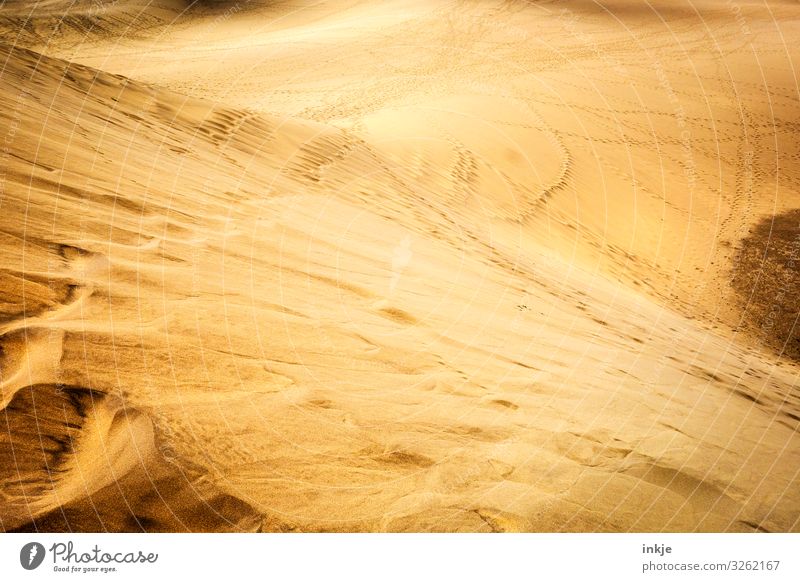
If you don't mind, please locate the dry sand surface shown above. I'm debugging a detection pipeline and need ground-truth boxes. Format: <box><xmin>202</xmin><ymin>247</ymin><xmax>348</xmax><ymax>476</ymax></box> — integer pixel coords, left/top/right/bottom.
<box><xmin>1</xmin><ymin>0</ymin><xmax>799</xmax><ymax>532</ymax></box>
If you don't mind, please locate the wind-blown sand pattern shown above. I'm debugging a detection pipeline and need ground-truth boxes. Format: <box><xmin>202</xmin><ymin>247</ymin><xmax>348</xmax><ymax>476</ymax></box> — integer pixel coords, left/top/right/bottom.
<box><xmin>0</xmin><ymin>0</ymin><xmax>799</xmax><ymax>532</ymax></box>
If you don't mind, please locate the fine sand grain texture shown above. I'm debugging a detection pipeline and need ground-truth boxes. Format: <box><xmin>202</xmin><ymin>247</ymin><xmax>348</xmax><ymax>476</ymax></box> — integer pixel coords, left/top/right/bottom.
<box><xmin>0</xmin><ymin>0</ymin><xmax>799</xmax><ymax>532</ymax></box>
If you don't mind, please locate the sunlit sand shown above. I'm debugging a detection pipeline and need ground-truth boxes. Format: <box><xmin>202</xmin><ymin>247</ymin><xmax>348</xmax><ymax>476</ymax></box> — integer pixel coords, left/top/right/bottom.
<box><xmin>1</xmin><ymin>0</ymin><xmax>798</xmax><ymax>532</ymax></box>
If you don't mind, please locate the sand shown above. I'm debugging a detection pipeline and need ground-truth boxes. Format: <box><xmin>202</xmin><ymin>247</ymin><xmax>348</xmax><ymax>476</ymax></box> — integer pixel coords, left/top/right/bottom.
<box><xmin>0</xmin><ymin>0</ymin><xmax>798</xmax><ymax>532</ymax></box>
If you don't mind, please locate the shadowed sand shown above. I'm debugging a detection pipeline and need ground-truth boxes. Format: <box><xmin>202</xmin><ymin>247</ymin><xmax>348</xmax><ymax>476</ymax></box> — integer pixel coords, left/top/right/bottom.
<box><xmin>0</xmin><ymin>0</ymin><xmax>799</xmax><ymax>532</ymax></box>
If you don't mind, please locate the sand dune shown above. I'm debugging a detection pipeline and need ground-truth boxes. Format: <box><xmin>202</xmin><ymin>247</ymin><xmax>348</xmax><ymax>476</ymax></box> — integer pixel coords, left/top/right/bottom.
<box><xmin>1</xmin><ymin>0</ymin><xmax>799</xmax><ymax>532</ymax></box>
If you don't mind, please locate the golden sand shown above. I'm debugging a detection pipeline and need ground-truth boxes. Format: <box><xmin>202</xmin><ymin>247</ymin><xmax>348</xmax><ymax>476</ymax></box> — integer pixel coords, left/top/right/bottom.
<box><xmin>0</xmin><ymin>0</ymin><xmax>798</xmax><ymax>532</ymax></box>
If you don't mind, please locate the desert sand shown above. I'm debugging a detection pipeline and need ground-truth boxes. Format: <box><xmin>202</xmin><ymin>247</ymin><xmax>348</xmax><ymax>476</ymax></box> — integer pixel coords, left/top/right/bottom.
<box><xmin>0</xmin><ymin>0</ymin><xmax>799</xmax><ymax>532</ymax></box>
